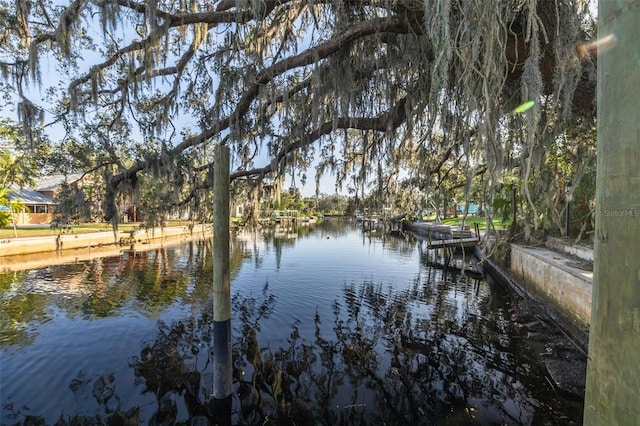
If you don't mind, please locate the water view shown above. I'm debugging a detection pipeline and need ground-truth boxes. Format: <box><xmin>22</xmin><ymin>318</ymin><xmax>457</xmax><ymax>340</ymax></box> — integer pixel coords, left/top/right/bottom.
<box><xmin>0</xmin><ymin>219</ymin><xmax>582</xmax><ymax>425</ymax></box>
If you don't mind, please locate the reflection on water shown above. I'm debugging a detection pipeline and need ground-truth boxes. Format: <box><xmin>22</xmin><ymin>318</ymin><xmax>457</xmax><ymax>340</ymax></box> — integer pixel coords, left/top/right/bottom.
<box><xmin>0</xmin><ymin>219</ymin><xmax>582</xmax><ymax>424</ymax></box>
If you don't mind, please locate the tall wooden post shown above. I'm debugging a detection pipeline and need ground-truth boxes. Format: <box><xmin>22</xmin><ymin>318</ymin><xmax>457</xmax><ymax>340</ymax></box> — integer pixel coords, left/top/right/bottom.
<box><xmin>213</xmin><ymin>145</ymin><xmax>232</xmax><ymax>414</ymax></box>
<box><xmin>584</xmin><ymin>2</ymin><xmax>640</xmax><ymax>423</ymax></box>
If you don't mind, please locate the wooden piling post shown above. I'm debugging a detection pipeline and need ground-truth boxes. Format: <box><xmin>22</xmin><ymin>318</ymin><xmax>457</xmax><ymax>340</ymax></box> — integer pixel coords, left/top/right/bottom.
<box><xmin>213</xmin><ymin>145</ymin><xmax>232</xmax><ymax>412</ymax></box>
<box><xmin>584</xmin><ymin>2</ymin><xmax>640</xmax><ymax>423</ymax></box>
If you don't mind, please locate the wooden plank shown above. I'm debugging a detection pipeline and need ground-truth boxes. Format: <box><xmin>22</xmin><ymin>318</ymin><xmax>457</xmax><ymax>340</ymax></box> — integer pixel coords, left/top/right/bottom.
<box><xmin>450</xmin><ymin>230</ymin><xmax>474</xmax><ymax>238</ymax></box>
<box><xmin>426</xmin><ymin>237</ymin><xmax>480</xmax><ymax>249</ymax></box>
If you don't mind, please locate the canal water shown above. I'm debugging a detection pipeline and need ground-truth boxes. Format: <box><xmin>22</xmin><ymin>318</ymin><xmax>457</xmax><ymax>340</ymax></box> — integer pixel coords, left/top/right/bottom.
<box><xmin>0</xmin><ymin>219</ymin><xmax>582</xmax><ymax>425</ymax></box>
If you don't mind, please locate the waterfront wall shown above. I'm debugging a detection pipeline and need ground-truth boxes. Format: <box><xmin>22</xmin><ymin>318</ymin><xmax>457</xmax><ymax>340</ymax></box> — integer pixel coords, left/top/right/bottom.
<box><xmin>0</xmin><ymin>224</ymin><xmax>212</xmax><ymax>271</ymax></box>
<box><xmin>510</xmin><ymin>244</ymin><xmax>593</xmax><ymax>325</ymax></box>
<box><xmin>545</xmin><ymin>237</ymin><xmax>594</xmax><ymax>262</ymax></box>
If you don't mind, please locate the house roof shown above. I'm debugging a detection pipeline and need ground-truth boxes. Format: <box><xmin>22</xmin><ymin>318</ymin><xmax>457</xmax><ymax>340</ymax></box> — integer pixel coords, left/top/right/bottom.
<box><xmin>8</xmin><ymin>186</ymin><xmax>57</xmax><ymax>205</ymax></box>
<box><xmin>34</xmin><ymin>174</ymin><xmax>84</xmax><ymax>192</ymax></box>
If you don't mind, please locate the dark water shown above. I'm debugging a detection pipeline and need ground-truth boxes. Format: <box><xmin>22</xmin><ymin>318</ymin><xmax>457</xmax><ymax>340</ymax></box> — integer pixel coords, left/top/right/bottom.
<box><xmin>0</xmin><ymin>219</ymin><xmax>582</xmax><ymax>425</ymax></box>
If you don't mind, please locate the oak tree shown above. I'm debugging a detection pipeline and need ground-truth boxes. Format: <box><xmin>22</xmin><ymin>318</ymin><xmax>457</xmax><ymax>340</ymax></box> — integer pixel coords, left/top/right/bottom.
<box><xmin>1</xmin><ymin>0</ymin><xmax>597</xmax><ymax>234</ymax></box>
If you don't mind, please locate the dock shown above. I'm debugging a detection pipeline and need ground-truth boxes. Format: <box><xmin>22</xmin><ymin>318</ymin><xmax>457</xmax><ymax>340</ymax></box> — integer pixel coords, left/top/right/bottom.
<box><xmin>358</xmin><ymin>213</ymin><xmax>406</xmax><ymax>233</ymax></box>
<box><xmin>407</xmin><ymin>221</ymin><xmax>481</xmax><ymax>249</ymax></box>
<box><xmin>426</xmin><ymin>236</ymin><xmax>481</xmax><ymax>249</ymax></box>
<box><xmin>272</xmin><ymin>209</ymin><xmax>298</xmax><ymax>224</ymax></box>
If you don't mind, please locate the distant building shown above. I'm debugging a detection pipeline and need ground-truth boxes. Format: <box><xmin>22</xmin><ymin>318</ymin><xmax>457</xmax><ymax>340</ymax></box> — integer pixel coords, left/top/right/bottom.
<box><xmin>7</xmin><ymin>174</ymin><xmax>84</xmax><ymax>225</ymax></box>
<box><xmin>7</xmin><ymin>185</ymin><xmax>58</xmax><ymax>224</ymax></box>
<box><xmin>456</xmin><ymin>203</ymin><xmax>480</xmax><ymax>215</ymax></box>
<box><xmin>33</xmin><ymin>174</ymin><xmax>84</xmax><ymax>199</ymax></box>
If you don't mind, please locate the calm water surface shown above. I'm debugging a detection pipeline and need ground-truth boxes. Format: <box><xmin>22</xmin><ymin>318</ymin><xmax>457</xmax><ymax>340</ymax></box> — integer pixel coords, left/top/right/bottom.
<box><xmin>0</xmin><ymin>219</ymin><xmax>582</xmax><ymax>425</ymax></box>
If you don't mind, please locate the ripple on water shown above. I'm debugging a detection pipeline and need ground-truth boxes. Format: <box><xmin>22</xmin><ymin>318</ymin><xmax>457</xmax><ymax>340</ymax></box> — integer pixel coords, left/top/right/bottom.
<box><xmin>0</xmin><ymin>221</ymin><xmax>583</xmax><ymax>424</ymax></box>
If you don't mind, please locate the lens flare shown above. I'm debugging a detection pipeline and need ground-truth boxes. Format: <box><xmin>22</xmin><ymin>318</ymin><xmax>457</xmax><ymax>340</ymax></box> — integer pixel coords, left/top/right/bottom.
<box><xmin>513</xmin><ymin>100</ymin><xmax>535</xmax><ymax>114</ymax></box>
<box><xmin>576</xmin><ymin>34</ymin><xmax>618</xmax><ymax>58</ymax></box>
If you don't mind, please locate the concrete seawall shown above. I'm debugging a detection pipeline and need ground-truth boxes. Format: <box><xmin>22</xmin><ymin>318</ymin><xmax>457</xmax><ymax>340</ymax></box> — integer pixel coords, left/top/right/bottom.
<box><xmin>0</xmin><ymin>224</ymin><xmax>212</xmax><ymax>272</ymax></box>
<box><xmin>510</xmin><ymin>244</ymin><xmax>593</xmax><ymax>325</ymax></box>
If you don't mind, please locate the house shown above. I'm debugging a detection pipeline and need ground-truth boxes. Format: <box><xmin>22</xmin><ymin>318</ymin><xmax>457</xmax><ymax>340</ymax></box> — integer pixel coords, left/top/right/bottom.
<box><xmin>33</xmin><ymin>174</ymin><xmax>84</xmax><ymax>200</ymax></box>
<box><xmin>7</xmin><ymin>174</ymin><xmax>84</xmax><ymax>225</ymax></box>
<box><xmin>7</xmin><ymin>185</ymin><xmax>58</xmax><ymax>225</ymax></box>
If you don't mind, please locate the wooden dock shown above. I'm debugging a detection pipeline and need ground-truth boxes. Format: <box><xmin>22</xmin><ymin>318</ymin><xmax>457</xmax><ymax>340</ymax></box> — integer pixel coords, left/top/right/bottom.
<box><xmin>272</xmin><ymin>209</ymin><xmax>298</xmax><ymax>224</ymax></box>
<box><xmin>407</xmin><ymin>221</ymin><xmax>481</xmax><ymax>249</ymax></box>
<box><xmin>426</xmin><ymin>236</ymin><xmax>481</xmax><ymax>249</ymax></box>
<box><xmin>359</xmin><ymin>213</ymin><xmax>407</xmax><ymax>233</ymax></box>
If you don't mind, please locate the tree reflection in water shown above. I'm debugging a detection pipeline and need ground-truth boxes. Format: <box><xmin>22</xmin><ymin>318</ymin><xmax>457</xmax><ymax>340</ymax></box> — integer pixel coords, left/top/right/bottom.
<box><xmin>129</xmin><ymin>315</ymin><xmax>216</xmax><ymax>423</ymax></box>
<box><xmin>1</xmin><ymin>232</ymin><xmax>580</xmax><ymax>424</ymax></box>
<box><xmin>122</xmin><ymin>275</ymin><xmax>568</xmax><ymax>424</ymax></box>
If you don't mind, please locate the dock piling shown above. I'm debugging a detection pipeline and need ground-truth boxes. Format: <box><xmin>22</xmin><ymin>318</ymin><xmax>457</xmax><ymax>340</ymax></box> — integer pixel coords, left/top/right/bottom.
<box><xmin>213</xmin><ymin>145</ymin><xmax>232</xmax><ymax>417</ymax></box>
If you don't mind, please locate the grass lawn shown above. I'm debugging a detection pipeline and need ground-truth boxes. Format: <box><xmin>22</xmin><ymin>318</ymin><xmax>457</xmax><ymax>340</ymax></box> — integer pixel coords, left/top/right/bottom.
<box><xmin>439</xmin><ymin>215</ymin><xmax>510</xmax><ymax>231</ymax></box>
<box><xmin>0</xmin><ymin>221</ymin><xmax>197</xmax><ymax>239</ymax></box>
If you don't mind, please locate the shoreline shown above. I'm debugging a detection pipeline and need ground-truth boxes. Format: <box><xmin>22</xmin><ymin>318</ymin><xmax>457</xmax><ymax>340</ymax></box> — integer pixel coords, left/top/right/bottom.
<box><xmin>0</xmin><ymin>224</ymin><xmax>212</xmax><ymax>272</ymax></box>
<box><xmin>475</xmin><ymin>245</ymin><xmax>589</xmax><ymax>398</ymax></box>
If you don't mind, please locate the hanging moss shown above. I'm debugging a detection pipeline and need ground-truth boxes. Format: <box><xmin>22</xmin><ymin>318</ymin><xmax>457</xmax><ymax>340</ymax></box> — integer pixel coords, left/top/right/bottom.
<box><xmin>2</xmin><ymin>0</ymin><xmax>596</xmax><ymax>232</ymax></box>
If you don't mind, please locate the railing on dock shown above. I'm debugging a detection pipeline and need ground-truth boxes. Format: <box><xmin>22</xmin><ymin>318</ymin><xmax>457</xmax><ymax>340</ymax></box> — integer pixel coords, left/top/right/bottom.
<box><xmin>272</xmin><ymin>209</ymin><xmax>298</xmax><ymax>224</ymax></box>
<box><xmin>408</xmin><ymin>221</ymin><xmax>481</xmax><ymax>249</ymax></box>
<box><xmin>360</xmin><ymin>214</ymin><xmax>405</xmax><ymax>233</ymax></box>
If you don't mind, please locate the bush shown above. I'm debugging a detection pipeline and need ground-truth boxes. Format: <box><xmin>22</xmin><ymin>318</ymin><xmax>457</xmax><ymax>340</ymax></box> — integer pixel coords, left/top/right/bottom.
<box><xmin>0</xmin><ymin>211</ymin><xmax>9</xmax><ymax>228</ymax></box>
